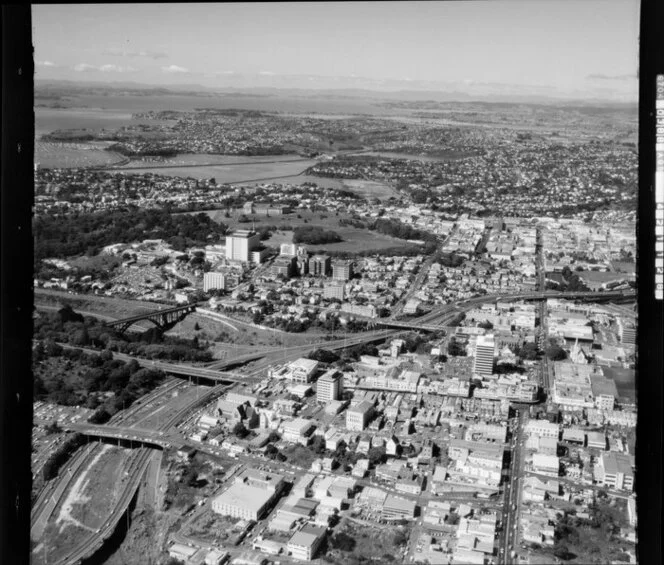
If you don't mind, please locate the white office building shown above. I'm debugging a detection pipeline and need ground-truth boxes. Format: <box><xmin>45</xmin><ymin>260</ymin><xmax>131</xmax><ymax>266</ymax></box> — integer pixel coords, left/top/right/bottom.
<box><xmin>474</xmin><ymin>334</ymin><xmax>495</xmax><ymax>376</ymax></box>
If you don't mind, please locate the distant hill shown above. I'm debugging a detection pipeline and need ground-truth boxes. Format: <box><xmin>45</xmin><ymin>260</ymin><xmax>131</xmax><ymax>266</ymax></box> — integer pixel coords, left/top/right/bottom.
<box><xmin>35</xmin><ymin>79</ymin><xmax>638</xmax><ymax>109</ymax></box>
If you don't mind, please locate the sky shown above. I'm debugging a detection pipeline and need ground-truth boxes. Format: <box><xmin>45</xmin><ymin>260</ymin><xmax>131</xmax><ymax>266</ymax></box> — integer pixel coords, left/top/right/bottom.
<box><xmin>33</xmin><ymin>1</ymin><xmax>640</xmax><ymax>100</ymax></box>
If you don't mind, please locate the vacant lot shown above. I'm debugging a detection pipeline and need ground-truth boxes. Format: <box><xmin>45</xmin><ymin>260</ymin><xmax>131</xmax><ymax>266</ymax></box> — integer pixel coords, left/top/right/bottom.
<box><xmin>325</xmin><ymin>518</ymin><xmax>409</xmax><ymax>564</ymax></box>
<box><xmin>69</xmin><ymin>446</ymin><xmax>132</xmax><ymax>529</ymax></box>
<box><xmin>601</xmin><ymin>366</ymin><xmax>636</xmax><ymax>403</ymax></box>
<box><xmin>182</xmin><ymin>511</ymin><xmax>243</xmax><ymax>545</ymax></box>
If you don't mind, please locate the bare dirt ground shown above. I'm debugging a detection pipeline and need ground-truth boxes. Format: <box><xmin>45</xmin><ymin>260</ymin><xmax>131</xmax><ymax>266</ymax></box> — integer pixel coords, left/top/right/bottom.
<box><xmin>56</xmin><ymin>445</ymin><xmax>112</xmax><ymax>533</ymax></box>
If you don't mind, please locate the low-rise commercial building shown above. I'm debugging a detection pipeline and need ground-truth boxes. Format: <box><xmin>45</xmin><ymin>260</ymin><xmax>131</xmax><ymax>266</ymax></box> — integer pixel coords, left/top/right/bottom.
<box><xmin>212</xmin><ymin>470</ymin><xmax>286</xmax><ymax>520</ymax></box>
<box><xmin>346</xmin><ymin>400</ymin><xmax>374</xmax><ymax>431</ymax></box>
<box><xmin>596</xmin><ymin>452</ymin><xmax>635</xmax><ymax>491</ymax></box>
<box><xmin>381</xmin><ymin>495</ymin><xmax>417</xmax><ymax>520</ymax></box>
<box><xmin>287</xmin><ymin>524</ymin><xmax>327</xmax><ymax>561</ymax></box>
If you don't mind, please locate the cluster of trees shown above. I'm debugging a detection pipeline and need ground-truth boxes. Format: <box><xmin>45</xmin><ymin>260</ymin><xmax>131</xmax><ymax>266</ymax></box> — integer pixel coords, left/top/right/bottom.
<box><xmin>438</xmin><ymin>252</ymin><xmax>465</xmax><ymax>268</ymax></box>
<box><xmin>293</xmin><ymin>225</ymin><xmax>343</xmax><ymax>245</ymax></box>
<box><xmin>308</xmin><ymin>349</ymin><xmax>341</xmax><ymax>364</ymax></box>
<box><xmin>34</xmin><ymin>340</ymin><xmax>165</xmax><ymax>418</ymax></box>
<box><xmin>545</xmin><ymin>340</ymin><xmax>568</xmax><ymax>361</ymax></box>
<box><xmin>512</xmin><ymin>342</ymin><xmax>539</xmax><ymax>361</ymax></box>
<box><xmin>560</xmin><ymin>266</ymin><xmax>589</xmax><ymax>292</ymax></box>
<box><xmin>328</xmin><ymin>532</ymin><xmax>356</xmax><ymax>552</ymax></box>
<box><xmin>338</xmin><ymin>217</ymin><xmax>368</xmax><ymax>229</ymax></box>
<box><xmin>42</xmin><ymin>433</ymin><xmax>86</xmax><ymax>481</ymax></box>
<box><xmin>369</xmin><ymin>218</ymin><xmax>437</xmax><ymax>244</ymax></box>
<box><xmin>318</xmin><ymin>244</ymin><xmax>432</xmax><ymax>260</ymax></box>
<box><xmin>107</xmin><ymin>143</ymin><xmax>179</xmax><ymax>157</ymax></box>
<box><xmin>33</xmin><ymin>306</ymin><xmax>212</xmax><ymax>363</ymax></box>
<box><xmin>447</xmin><ymin>339</ymin><xmax>467</xmax><ymax>356</ymax></box>
<box><xmin>259</xmin><ymin>313</ymin><xmax>371</xmax><ymax>335</ymax></box>
<box><xmin>34</xmin><ymin>208</ymin><xmax>228</xmax><ymax>260</ymax></box>
<box><xmin>552</xmin><ymin>500</ymin><xmax>630</xmax><ymax>562</ymax></box>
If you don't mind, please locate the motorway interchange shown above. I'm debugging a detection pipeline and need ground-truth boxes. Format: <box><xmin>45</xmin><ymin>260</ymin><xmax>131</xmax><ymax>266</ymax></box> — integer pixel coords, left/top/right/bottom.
<box><xmin>31</xmin><ymin>289</ymin><xmax>634</xmax><ymax>564</ymax></box>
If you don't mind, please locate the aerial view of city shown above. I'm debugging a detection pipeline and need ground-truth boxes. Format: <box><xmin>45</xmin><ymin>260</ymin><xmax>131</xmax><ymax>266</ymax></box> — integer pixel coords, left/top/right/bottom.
<box><xmin>30</xmin><ymin>2</ymin><xmax>640</xmax><ymax>565</ymax></box>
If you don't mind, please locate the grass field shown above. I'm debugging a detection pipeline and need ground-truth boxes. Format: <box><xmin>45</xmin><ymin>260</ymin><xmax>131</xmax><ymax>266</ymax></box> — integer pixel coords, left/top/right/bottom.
<box><xmin>36</xmin><ymin>141</ymin><xmax>126</xmax><ymax>168</ymax></box>
<box><xmin>202</xmin><ymin>208</ymin><xmax>413</xmax><ymax>254</ymax></box>
<box><xmin>118</xmin><ymin>153</ymin><xmax>309</xmax><ymax>167</ymax></box>
<box><xmin>112</xmin><ymin>158</ymin><xmax>318</xmax><ymax>183</ymax></box>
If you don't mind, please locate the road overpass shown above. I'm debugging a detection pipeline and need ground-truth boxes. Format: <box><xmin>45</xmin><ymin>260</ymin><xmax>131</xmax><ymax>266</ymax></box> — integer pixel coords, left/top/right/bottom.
<box><xmin>413</xmin><ymin>289</ymin><xmax>636</xmax><ymax>327</ymax></box>
<box><xmin>44</xmin><ymin>422</ymin><xmax>181</xmax><ymax>450</ymax></box>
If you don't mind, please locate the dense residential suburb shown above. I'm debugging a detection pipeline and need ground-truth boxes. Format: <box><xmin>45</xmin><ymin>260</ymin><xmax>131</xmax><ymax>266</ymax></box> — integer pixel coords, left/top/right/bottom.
<box><xmin>32</xmin><ymin>82</ymin><xmax>637</xmax><ymax>565</ymax></box>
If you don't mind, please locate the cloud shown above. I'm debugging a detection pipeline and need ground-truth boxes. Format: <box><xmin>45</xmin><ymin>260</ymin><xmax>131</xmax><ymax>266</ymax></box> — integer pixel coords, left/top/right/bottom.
<box><xmin>99</xmin><ymin>64</ymin><xmax>137</xmax><ymax>73</ymax></box>
<box><xmin>587</xmin><ymin>73</ymin><xmax>636</xmax><ymax>81</ymax></box>
<box><xmin>258</xmin><ymin>70</ymin><xmax>276</xmax><ymax>76</ymax></box>
<box><xmin>72</xmin><ymin>63</ymin><xmax>137</xmax><ymax>73</ymax></box>
<box><xmin>36</xmin><ymin>60</ymin><xmax>57</xmax><ymax>68</ymax></box>
<box><xmin>73</xmin><ymin>63</ymin><xmax>98</xmax><ymax>72</ymax></box>
<box><xmin>161</xmin><ymin>64</ymin><xmax>190</xmax><ymax>74</ymax></box>
<box><xmin>104</xmin><ymin>48</ymin><xmax>168</xmax><ymax>59</ymax></box>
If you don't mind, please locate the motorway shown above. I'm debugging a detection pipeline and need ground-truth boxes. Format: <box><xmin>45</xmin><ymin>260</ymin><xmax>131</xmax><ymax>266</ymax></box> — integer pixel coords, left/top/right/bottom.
<box><xmin>499</xmin><ymin>407</ymin><xmax>528</xmax><ymax>565</ymax></box>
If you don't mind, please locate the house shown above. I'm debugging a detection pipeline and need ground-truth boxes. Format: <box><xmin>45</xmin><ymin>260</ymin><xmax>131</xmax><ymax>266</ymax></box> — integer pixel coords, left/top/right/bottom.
<box><xmin>356</xmin><ymin>435</ymin><xmax>372</xmax><ymax>454</ymax></box>
<box><xmin>386</xmin><ymin>436</ymin><xmax>401</xmax><ymax>457</ymax></box>
<box><xmin>169</xmin><ymin>543</ymin><xmax>198</xmax><ymax>564</ymax></box>
<box><xmin>205</xmin><ymin>549</ymin><xmax>230</xmax><ymax>565</ymax></box>
<box><xmin>352</xmin><ymin>459</ymin><xmax>370</xmax><ymax>478</ymax></box>
<box><xmin>177</xmin><ymin>446</ymin><xmax>197</xmax><ymax>461</ymax></box>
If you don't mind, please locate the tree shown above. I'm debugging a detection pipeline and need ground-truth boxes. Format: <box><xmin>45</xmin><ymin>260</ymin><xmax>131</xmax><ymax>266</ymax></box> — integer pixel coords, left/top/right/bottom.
<box><xmin>554</xmin><ymin>543</ymin><xmax>571</xmax><ymax>560</ymax></box>
<box><xmin>310</xmin><ymin>435</ymin><xmax>327</xmax><ymax>454</ymax></box>
<box><xmin>72</xmin><ymin>327</ymin><xmax>90</xmax><ymax>346</ymax></box>
<box><xmin>546</xmin><ymin>344</ymin><xmax>567</xmax><ymax>361</ymax></box>
<box><xmin>367</xmin><ymin>446</ymin><xmax>387</xmax><ymax>465</ymax></box>
<box><xmin>44</xmin><ymin>421</ymin><xmax>62</xmax><ymax>435</ymax></box>
<box><xmin>446</xmin><ymin>512</ymin><xmax>460</xmax><ymax>525</ymax></box>
<box><xmin>58</xmin><ymin>304</ymin><xmax>84</xmax><ymax>324</ymax></box>
<box><xmin>329</xmin><ymin>532</ymin><xmax>356</xmax><ymax>552</ymax></box>
<box><xmin>447</xmin><ymin>340</ymin><xmax>467</xmax><ymax>357</ymax></box>
<box><xmin>88</xmin><ymin>408</ymin><xmax>111</xmax><ymax>424</ymax></box>
<box><xmin>392</xmin><ymin>531</ymin><xmax>408</xmax><ymax>546</ymax></box>
<box><xmin>233</xmin><ymin>421</ymin><xmax>249</xmax><ymax>439</ymax></box>
<box><xmin>308</xmin><ymin>349</ymin><xmax>340</xmax><ymax>364</ymax></box>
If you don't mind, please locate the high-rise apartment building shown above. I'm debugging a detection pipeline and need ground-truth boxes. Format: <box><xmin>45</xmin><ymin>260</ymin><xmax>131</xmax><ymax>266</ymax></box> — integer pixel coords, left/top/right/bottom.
<box><xmin>332</xmin><ymin>260</ymin><xmax>353</xmax><ymax>281</ymax></box>
<box><xmin>203</xmin><ymin>272</ymin><xmax>226</xmax><ymax>292</ymax></box>
<box><xmin>308</xmin><ymin>254</ymin><xmax>331</xmax><ymax>277</ymax></box>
